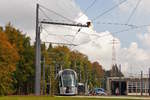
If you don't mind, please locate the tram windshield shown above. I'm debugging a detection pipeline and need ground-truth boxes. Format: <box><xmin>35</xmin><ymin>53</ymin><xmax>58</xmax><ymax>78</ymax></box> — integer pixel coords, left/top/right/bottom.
<box><xmin>62</xmin><ymin>71</ymin><xmax>76</xmax><ymax>87</ymax></box>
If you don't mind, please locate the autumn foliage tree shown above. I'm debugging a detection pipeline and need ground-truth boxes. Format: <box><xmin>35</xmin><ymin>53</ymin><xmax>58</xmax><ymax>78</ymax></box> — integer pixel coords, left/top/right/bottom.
<box><xmin>0</xmin><ymin>23</ymin><xmax>35</xmax><ymax>95</ymax></box>
<box><xmin>89</xmin><ymin>62</ymin><xmax>104</xmax><ymax>88</ymax></box>
<box><xmin>0</xmin><ymin>31</ymin><xmax>19</xmax><ymax>95</ymax></box>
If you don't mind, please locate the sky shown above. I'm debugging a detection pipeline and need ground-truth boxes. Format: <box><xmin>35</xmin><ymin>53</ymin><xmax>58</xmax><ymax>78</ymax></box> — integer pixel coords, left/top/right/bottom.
<box><xmin>0</xmin><ymin>0</ymin><xmax>150</xmax><ymax>76</ymax></box>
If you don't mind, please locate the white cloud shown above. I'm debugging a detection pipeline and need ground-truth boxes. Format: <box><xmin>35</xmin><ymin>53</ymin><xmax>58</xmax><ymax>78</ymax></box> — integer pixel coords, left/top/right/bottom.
<box><xmin>120</xmin><ymin>42</ymin><xmax>149</xmax><ymax>63</ymax></box>
<box><xmin>137</xmin><ymin>27</ymin><xmax>150</xmax><ymax>48</ymax></box>
<box><xmin>69</xmin><ymin>12</ymin><xmax>150</xmax><ymax>76</ymax></box>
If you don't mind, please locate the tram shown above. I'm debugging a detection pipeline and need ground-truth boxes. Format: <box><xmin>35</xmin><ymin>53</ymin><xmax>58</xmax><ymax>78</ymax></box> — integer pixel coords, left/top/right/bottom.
<box><xmin>57</xmin><ymin>69</ymin><xmax>78</xmax><ymax>95</ymax></box>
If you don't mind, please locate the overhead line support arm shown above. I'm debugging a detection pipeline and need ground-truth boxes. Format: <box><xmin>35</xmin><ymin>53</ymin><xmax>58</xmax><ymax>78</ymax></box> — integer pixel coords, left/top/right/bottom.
<box><xmin>40</xmin><ymin>21</ymin><xmax>91</xmax><ymax>27</ymax></box>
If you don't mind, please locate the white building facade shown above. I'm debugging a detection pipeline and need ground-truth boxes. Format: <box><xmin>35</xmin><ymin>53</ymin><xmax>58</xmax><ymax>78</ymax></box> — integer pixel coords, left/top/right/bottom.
<box><xmin>107</xmin><ymin>77</ymin><xmax>150</xmax><ymax>96</ymax></box>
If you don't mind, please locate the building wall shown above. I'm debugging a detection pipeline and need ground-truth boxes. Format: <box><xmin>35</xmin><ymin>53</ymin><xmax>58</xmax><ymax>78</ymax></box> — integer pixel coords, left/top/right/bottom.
<box><xmin>107</xmin><ymin>77</ymin><xmax>150</xmax><ymax>96</ymax></box>
<box><xmin>127</xmin><ymin>79</ymin><xmax>149</xmax><ymax>96</ymax></box>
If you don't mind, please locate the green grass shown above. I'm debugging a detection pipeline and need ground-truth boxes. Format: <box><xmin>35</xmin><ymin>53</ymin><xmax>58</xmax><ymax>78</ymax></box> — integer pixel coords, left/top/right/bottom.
<box><xmin>0</xmin><ymin>96</ymin><xmax>145</xmax><ymax>100</ymax></box>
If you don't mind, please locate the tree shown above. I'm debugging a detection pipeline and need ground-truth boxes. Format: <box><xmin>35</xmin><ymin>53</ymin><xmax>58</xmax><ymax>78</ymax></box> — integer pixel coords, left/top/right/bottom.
<box><xmin>70</xmin><ymin>51</ymin><xmax>85</xmax><ymax>82</ymax></box>
<box><xmin>90</xmin><ymin>62</ymin><xmax>104</xmax><ymax>88</ymax></box>
<box><xmin>0</xmin><ymin>31</ymin><xmax>19</xmax><ymax>95</ymax></box>
<box><xmin>4</xmin><ymin>23</ymin><xmax>35</xmax><ymax>94</ymax></box>
<box><xmin>49</xmin><ymin>46</ymin><xmax>71</xmax><ymax>71</ymax></box>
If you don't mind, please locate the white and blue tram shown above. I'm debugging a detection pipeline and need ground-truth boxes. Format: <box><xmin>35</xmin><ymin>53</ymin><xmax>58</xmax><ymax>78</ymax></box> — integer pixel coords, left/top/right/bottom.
<box><xmin>57</xmin><ymin>69</ymin><xmax>78</xmax><ymax>95</ymax></box>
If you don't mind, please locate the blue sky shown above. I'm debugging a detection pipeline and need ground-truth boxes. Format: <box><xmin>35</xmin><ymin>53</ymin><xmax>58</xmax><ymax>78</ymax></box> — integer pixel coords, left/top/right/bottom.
<box><xmin>75</xmin><ymin>0</ymin><xmax>150</xmax><ymax>48</ymax></box>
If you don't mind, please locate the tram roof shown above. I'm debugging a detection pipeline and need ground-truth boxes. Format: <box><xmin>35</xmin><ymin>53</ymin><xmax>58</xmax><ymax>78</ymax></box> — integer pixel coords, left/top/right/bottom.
<box><xmin>58</xmin><ymin>69</ymin><xmax>76</xmax><ymax>75</ymax></box>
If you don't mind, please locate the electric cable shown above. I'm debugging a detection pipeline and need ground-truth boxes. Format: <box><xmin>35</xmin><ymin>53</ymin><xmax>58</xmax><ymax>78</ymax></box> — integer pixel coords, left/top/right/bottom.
<box><xmin>126</xmin><ymin>0</ymin><xmax>141</xmax><ymax>24</ymax></box>
<box><xmin>39</xmin><ymin>7</ymin><xmax>53</xmax><ymax>21</ymax></box>
<box><xmin>84</xmin><ymin>0</ymin><xmax>98</xmax><ymax>14</ymax></box>
<box><xmin>42</xmin><ymin>27</ymin><xmax>73</xmax><ymax>43</ymax></box>
<box><xmin>92</xmin><ymin>0</ymin><xmax>127</xmax><ymax>21</ymax></box>
<box><xmin>94</xmin><ymin>22</ymin><xmax>137</xmax><ymax>27</ymax></box>
<box><xmin>113</xmin><ymin>24</ymin><xmax>150</xmax><ymax>34</ymax></box>
<box><xmin>39</xmin><ymin>4</ymin><xmax>76</xmax><ymax>23</ymax></box>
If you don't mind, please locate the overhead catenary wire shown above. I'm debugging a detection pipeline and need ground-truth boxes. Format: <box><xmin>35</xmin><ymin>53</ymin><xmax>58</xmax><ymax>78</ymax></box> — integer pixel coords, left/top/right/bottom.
<box><xmin>113</xmin><ymin>24</ymin><xmax>150</xmax><ymax>34</ymax></box>
<box><xmin>42</xmin><ymin>27</ymin><xmax>74</xmax><ymax>37</ymax></box>
<box><xmin>42</xmin><ymin>29</ymin><xmax>73</xmax><ymax>46</ymax></box>
<box><xmin>42</xmin><ymin>24</ymin><xmax>112</xmax><ymax>47</ymax></box>
<box><xmin>42</xmin><ymin>27</ymin><xmax>91</xmax><ymax>47</ymax></box>
<box><xmin>75</xmin><ymin>32</ymin><xmax>112</xmax><ymax>46</ymax></box>
<box><xmin>39</xmin><ymin>8</ymin><xmax>70</xmax><ymax>23</ymax></box>
<box><xmin>39</xmin><ymin>4</ymin><xmax>76</xmax><ymax>23</ymax></box>
<box><xmin>77</xmin><ymin>0</ymin><xmax>98</xmax><ymax>20</ymax></box>
<box><xmin>92</xmin><ymin>0</ymin><xmax>127</xmax><ymax>21</ymax></box>
<box><xmin>71</xmin><ymin>28</ymin><xmax>82</xmax><ymax>43</ymax></box>
<box><xmin>41</xmin><ymin>21</ymin><xmax>112</xmax><ymax>47</ymax></box>
<box><xmin>69</xmin><ymin>27</ymin><xmax>82</xmax><ymax>49</ymax></box>
<box><xmin>94</xmin><ymin>22</ymin><xmax>137</xmax><ymax>27</ymax></box>
<box><xmin>84</xmin><ymin>0</ymin><xmax>98</xmax><ymax>14</ymax></box>
<box><xmin>43</xmin><ymin>41</ymin><xmax>77</xmax><ymax>46</ymax></box>
<box><xmin>42</xmin><ymin>27</ymin><xmax>73</xmax><ymax>43</ymax></box>
<box><xmin>126</xmin><ymin>0</ymin><xmax>141</xmax><ymax>24</ymax></box>
<box><xmin>39</xmin><ymin>5</ymin><xmax>69</xmax><ymax>23</ymax></box>
<box><xmin>42</xmin><ymin>30</ymin><xmax>77</xmax><ymax>46</ymax></box>
<box><xmin>39</xmin><ymin>7</ymin><xmax>53</xmax><ymax>21</ymax></box>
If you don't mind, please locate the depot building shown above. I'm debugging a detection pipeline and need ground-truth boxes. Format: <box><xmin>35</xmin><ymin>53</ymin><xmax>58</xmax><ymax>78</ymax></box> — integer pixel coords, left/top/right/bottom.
<box><xmin>107</xmin><ymin>77</ymin><xmax>150</xmax><ymax>96</ymax></box>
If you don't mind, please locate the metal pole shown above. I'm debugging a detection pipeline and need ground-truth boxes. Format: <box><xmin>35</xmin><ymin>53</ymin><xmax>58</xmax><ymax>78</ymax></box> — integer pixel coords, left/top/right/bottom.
<box><xmin>141</xmin><ymin>71</ymin><xmax>143</xmax><ymax>96</ymax></box>
<box><xmin>149</xmin><ymin>68</ymin><xmax>150</xmax><ymax>96</ymax></box>
<box><xmin>35</xmin><ymin>3</ymin><xmax>41</xmax><ymax>95</ymax></box>
<box><xmin>49</xmin><ymin>65</ymin><xmax>51</xmax><ymax>95</ymax></box>
<box><xmin>119</xmin><ymin>64</ymin><xmax>121</xmax><ymax>95</ymax></box>
<box><xmin>84</xmin><ymin>65</ymin><xmax>88</xmax><ymax>95</ymax></box>
<box><xmin>43</xmin><ymin>57</ymin><xmax>45</xmax><ymax>95</ymax></box>
<box><xmin>35</xmin><ymin>4</ymin><xmax>90</xmax><ymax>96</ymax></box>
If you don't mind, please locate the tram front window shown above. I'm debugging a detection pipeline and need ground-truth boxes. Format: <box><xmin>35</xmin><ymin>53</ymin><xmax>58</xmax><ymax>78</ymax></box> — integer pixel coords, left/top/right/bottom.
<box><xmin>62</xmin><ymin>71</ymin><xmax>76</xmax><ymax>87</ymax></box>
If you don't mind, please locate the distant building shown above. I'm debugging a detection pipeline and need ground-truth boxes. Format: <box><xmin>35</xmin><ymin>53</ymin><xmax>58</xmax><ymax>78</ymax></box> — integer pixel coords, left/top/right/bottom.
<box><xmin>107</xmin><ymin>77</ymin><xmax>150</xmax><ymax>96</ymax></box>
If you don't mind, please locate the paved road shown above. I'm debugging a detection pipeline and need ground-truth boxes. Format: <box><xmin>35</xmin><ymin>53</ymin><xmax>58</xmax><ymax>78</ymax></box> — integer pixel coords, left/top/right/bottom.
<box><xmin>61</xmin><ymin>96</ymin><xmax>150</xmax><ymax>100</ymax></box>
